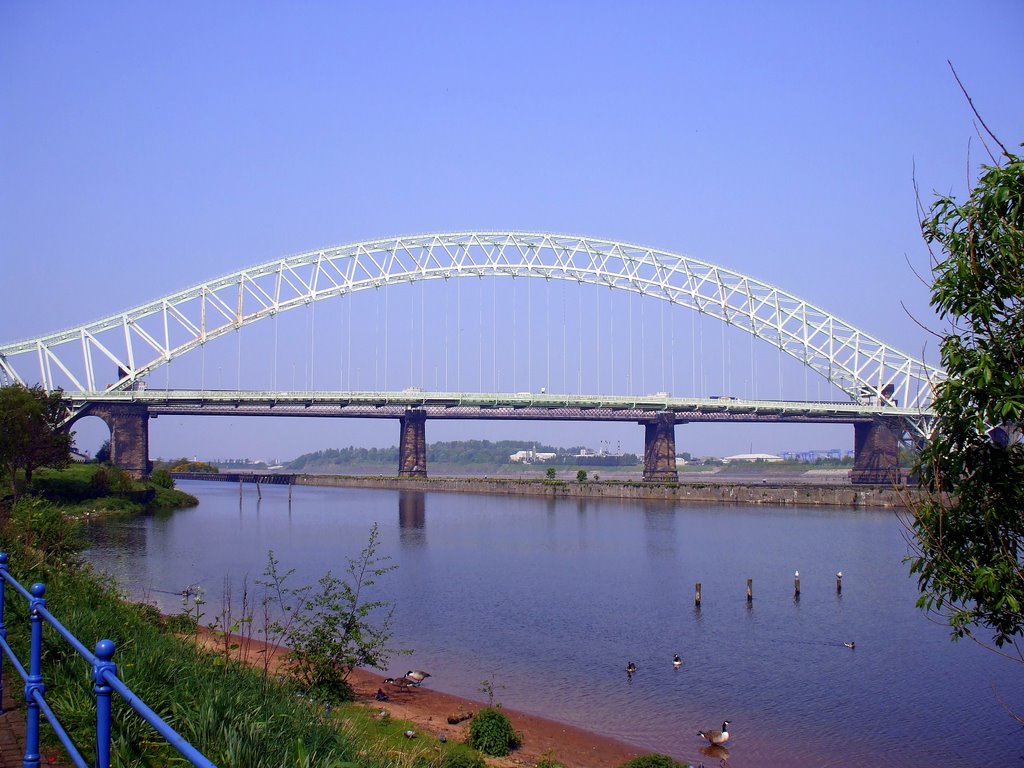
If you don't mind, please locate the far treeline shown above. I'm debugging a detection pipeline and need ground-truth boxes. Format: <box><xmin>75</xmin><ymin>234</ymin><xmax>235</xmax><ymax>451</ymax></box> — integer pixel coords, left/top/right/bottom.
<box><xmin>287</xmin><ymin>440</ymin><xmax>641</xmax><ymax>470</ymax></box>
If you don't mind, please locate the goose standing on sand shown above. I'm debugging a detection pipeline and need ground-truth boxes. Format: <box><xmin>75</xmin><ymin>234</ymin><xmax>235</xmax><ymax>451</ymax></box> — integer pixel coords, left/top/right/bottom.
<box><xmin>673</xmin><ymin>654</ymin><xmax>683</xmax><ymax>669</ymax></box>
<box><xmin>406</xmin><ymin>670</ymin><xmax>432</xmax><ymax>685</ymax></box>
<box><xmin>698</xmin><ymin>720</ymin><xmax>731</xmax><ymax>746</ymax></box>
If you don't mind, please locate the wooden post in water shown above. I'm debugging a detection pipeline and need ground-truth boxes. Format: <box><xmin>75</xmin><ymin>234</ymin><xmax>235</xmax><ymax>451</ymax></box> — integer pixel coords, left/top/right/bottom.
<box><xmin>238</xmin><ymin>476</ymin><xmax>243</xmax><ymax>499</ymax></box>
<box><xmin>746</xmin><ymin>578</ymin><xmax>753</xmax><ymax>603</ymax></box>
<box><xmin>695</xmin><ymin>582</ymin><xmax>702</xmax><ymax>607</ymax></box>
<box><xmin>794</xmin><ymin>570</ymin><xmax>801</xmax><ymax>597</ymax></box>
<box><xmin>288</xmin><ymin>481</ymin><xmax>292</xmax><ymax>502</ymax></box>
<box><xmin>836</xmin><ymin>571</ymin><xmax>843</xmax><ymax>594</ymax></box>
<box><xmin>256</xmin><ymin>479</ymin><xmax>262</xmax><ymax>500</ymax></box>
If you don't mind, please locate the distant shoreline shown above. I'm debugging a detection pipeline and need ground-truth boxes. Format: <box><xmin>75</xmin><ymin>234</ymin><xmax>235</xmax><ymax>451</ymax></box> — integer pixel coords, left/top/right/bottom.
<box><xmin>176</xmin><ymin>469</ymin><xmax>912</xmax><ymax>508</ymax></box>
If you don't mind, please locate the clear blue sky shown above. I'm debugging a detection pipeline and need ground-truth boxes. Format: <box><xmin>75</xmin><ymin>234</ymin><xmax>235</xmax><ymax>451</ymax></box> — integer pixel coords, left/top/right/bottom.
<box><xmin>2</xmin><ymin>2</ymin><xmax>1022</xmax><ymax>461</ymax></box>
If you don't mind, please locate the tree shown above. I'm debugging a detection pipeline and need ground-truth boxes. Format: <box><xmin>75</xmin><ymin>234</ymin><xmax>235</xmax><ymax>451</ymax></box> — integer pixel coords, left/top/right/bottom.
<box><xmin>906</xmin><ymin>139</ymin><xmax>1023</xmax><ymax>659</ymax></box>
<box><xmin>0</xmin><ymin>384</ymin><xmax>73</xmax><ymax>498</ymax></box>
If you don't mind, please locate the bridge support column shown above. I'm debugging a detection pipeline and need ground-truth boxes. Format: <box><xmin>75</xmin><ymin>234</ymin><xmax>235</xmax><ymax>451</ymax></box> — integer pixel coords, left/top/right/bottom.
<box><xmin>851</xmin><ymin>419</ymin><xmax>900</xmax><ymax>485</ymax></box>
<box><xmin>642</xmin><ymin>414</ymin><xmax>678</xmax><ymax>483</ymax></box>
<box><xmin>398</xmin><ymin>410</ymin><xmax>427</xmax><ymax>478</ymax></box>
<box><xmin>78</xmin><ymin>404</ymin><xmax>152</xmax><ymax>479</ymax></box>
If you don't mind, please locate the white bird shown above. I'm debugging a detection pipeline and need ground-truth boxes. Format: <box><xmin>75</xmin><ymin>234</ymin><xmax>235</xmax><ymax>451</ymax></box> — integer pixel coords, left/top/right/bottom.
<box><xmin>698</xmin><ymin>720</ymin><xmax>731</xmax><ymax>746</ymax></box>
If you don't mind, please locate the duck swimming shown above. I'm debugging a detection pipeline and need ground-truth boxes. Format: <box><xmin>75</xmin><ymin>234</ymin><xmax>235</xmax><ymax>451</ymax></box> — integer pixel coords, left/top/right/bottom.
<box><xmin>673</xmin><ymin>654</ymin><xmax>683</xmax><ymax>669</ymax></box>
<box><xmin>698</xmin><ymin>720</ymin><xmax>731</xmax><ymax>746</ymax></box>
<box><xmin>844</xmin><ymin>641</ymin><xmax>856</xmax><ymax>649</ymax></box>
<box><xmin>626</xmin><ymin>661</ymin><xmax>637</xmax><ymax>675</ymax></box>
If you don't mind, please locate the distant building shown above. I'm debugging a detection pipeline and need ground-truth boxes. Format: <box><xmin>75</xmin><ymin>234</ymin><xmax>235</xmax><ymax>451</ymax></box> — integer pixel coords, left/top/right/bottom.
<box><xmin>722</xmin><ymin>453</ymin><xmax>783</xmax><ymax>463</ymax></box>
<box><xmin>509</xmin><ymin>447</ymin><xmax>557</xmax><ymax>463</ymax></box>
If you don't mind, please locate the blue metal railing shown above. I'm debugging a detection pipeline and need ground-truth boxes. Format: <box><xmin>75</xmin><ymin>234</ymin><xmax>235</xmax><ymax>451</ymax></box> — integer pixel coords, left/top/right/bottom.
<box><xmin>0</xmin><ymin>552</ymin><xmax>216</xmax><ymax>768</ymax></box>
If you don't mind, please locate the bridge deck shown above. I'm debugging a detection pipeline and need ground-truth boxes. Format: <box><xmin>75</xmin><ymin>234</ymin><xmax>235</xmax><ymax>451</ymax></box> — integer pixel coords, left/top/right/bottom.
<box><xmin>69</xmin><ymin>389</ymin><xmax>929</xmax><ymax>424</ymax></box>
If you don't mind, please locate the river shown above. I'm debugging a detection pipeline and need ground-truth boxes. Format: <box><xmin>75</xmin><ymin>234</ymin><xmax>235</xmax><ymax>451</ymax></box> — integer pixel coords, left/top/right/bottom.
<box><xmin>82</xmin><ymin>481</ymin><xmax>1023</xmax><ymax>766</ymax></box>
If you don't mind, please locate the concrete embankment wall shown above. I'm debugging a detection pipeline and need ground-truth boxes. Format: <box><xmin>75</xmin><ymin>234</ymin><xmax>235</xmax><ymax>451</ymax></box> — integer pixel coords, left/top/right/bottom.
<box><xmin>293</xmin><ymin>475</ymin><xmax>912</xmax><ymax>509</ymax></box>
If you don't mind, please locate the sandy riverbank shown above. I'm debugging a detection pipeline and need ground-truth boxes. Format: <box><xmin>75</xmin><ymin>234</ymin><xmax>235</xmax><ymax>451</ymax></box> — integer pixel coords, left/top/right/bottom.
<box><xmin>193</xmin><ymin>629</ymin><xmax>649</xmax><ymax>767</ymax></box>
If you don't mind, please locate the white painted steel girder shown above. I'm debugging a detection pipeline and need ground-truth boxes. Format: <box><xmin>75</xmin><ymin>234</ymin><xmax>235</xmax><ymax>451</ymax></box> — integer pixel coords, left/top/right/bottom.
<box><xmin>0</xmin><ymin>232</ymin><xmax>943</xmax><ymax>417</ymax></box>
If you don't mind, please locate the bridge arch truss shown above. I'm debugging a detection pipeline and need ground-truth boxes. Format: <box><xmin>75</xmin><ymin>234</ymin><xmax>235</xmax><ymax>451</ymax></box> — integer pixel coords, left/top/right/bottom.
<box><xmin>0</xmin><ymin>232</ymin><xmax>942</xmax><ymax>413</ymax></box>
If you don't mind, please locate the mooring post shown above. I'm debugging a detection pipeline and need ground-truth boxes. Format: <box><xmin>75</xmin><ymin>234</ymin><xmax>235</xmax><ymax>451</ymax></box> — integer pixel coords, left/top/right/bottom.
<box><xmin>94</xmin><ymin>639</ymin><xmax>117</xmax><ymax>768</ymax></box>
<box><xmin>794</xmin><ymin>570</ymin><xmax>801</xmax><ymax>598</ymax></box>
<box><xmin>695</xmin><ymin>582</ymin><xmax>702</xmax><ymax>607</ymax></box>
<box><xmin>836</xmin><ymin>571</ymin><xmax>843</xmax><ymax>594</ymax></box>
<box><xmin>746</xmin><ymin>578</ymin><xmax>753</xmax><ymax>604</ymax></box>
<box><xmin>25</xmin><ymin>582</ymin><xmax>47</xmax><ymax>768</ymax></box>
<box><xmin>238</xmin><ymin>476</ymin><xmax>243</xmax><ymax>499</ymax></box>
<box><xmin>256</xmin><ymin>479</ymin><xmax>262</xmax><ymax>500</ymax></box>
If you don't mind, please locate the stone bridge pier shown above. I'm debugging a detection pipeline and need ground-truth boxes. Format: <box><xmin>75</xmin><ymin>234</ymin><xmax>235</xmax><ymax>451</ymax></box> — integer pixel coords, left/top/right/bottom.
<box><xmin>73</xmin><ymin>403</ymin><xmax>152</xmax><ymax>478</ymax></box>
<box><xmin>398</xmin><ymin>409</ymin><xmax>427</xmax><ymax>478</ymax></box>
<box><xmin>850</xmin><ymin>418</ymin><xmax>901</xmax><ymax>485</ymax></box>
<box><xmin>641</xmin><ymin>413</ymin><xmax>679</xmax><ymax>482</ymax></box>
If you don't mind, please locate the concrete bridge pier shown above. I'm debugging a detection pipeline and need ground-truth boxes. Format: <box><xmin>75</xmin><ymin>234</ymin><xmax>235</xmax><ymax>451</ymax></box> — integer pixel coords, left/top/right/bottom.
<box><xmin>76</xmin><ymin>403</ymin><xmax>152</xmax><ymax>478</ymax></box>
<box><xmin>850</xmin><ymin>419</ymin><xmax>901</xmax><ymax>485</ymax></box>
<box><xmin>642</xmin><ymin>413</ymin><xmax>679</xmax><ymax>482</ymax></box>
<box><xmin>398</xmin><ymin>409</ymin><xmax>427</xmax><ymax>478</ymax></box>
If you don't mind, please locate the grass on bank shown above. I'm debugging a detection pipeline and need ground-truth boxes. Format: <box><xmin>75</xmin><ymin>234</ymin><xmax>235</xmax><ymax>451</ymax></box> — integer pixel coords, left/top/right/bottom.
<box><xmin>1</xmin><ymin>464</ymin><xmax>692</xmax><ymax>768</ymax></box>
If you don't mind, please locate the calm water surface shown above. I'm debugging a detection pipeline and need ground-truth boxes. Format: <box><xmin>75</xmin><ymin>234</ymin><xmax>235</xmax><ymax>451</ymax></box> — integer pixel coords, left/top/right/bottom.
<box><xmin>83</xmin><ymin>482</ymin><xmax>1024</xmax><ymax>767</ymax></box>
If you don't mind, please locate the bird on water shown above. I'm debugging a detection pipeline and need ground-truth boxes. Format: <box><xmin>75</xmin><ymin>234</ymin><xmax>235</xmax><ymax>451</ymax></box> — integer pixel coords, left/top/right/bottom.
<box><xmin>673</xmin><ymin>654</ymin><xmax>683</xmax><ymax>669</ymax></box>
<box><xmin>626</xmin><ymin>661</ymin><xmax>637</xmax><ymax>675</ymax></box>
<box><xmin>698</xmin><ymin>720</ymin><xmax>731</xmax><ymax>746</ymax></box>
<box><xmin>844</xmin><ymin>641</ymin><xmax>856</xmax><ymax>649</ymax></box>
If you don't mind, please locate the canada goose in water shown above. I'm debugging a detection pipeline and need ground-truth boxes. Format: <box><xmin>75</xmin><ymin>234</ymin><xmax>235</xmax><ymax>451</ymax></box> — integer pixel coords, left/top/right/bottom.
<box><xmin>626</xmin><ymin>661</ymin><xmax>637</xmax><ymax>675</ymax></box>
<box><xmin>405</xmin><ymin>670</ymin><xmax>432</xmax><ymax>685</ymax></box>
<box><xmin>698</xmin><ymin>720</ymin><xmax>731</xmax><ymax>746</ymax></box>
<box><xmin>844</xmin><ymin>641</ymin><xmax>856</xmax><ymax>649</ymax></box>
<box><xmin>673</xmin><ymin>654</ymin><xmax>683</xmax><ymax>669</ymax></box>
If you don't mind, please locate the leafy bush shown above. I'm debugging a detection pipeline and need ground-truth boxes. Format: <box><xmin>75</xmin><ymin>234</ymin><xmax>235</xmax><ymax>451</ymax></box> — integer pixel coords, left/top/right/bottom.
<box><xmin>576</xmin><ymin>469</ymin><xmax>588</xmax><ymax>482</ymax></box>
<box><xmin>149</xmin><ymin>469</ymin><xmax>175</xmax><ymax>489</ymax></box>
<box><xmin>617</xmin><ymin>755</ymin><xmax>690</xmax><ymax>768</ymax></box>
<box><xmin>467</xmin><ymin>707</ymin><xmax>520</xmax><ymax>756</ymax></box>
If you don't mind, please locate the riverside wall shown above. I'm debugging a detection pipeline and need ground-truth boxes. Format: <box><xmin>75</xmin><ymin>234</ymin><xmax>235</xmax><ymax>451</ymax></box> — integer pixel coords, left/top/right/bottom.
<box><xmin>293</xmin><ymin>474</ymin><xmax>912</xmax><ymax>509</ymax></box>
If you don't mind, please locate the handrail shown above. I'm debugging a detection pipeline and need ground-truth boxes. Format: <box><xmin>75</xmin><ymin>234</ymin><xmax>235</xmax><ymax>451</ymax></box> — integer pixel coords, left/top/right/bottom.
<box><xmin>0</xmin><ymin>552</ymin><xmax>217</xmax><ymax>768</ymax></box>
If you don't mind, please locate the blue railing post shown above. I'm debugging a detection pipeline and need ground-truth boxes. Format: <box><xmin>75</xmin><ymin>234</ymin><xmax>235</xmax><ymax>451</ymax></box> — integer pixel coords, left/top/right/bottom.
<box><xmin>0</xmin><ymin>552</ymin><xmax>8</xmax><ymax>714</ymax></box>
<box><xmin>24</xmin><ymin>582</ymin><xmax>46</xmax><ymax>768</ymax></box>
<box><xmin>93</xmin><ymin>640</ymin><xmax>117</xmax><ymax>768</ymax></box>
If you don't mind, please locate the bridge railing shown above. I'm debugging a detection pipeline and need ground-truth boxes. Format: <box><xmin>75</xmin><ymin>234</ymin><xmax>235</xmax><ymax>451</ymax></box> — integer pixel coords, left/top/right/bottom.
<box><xmin>0</xmin><ymin>552</ymin><xmax>216</xmax><ymax>768</ymax></box>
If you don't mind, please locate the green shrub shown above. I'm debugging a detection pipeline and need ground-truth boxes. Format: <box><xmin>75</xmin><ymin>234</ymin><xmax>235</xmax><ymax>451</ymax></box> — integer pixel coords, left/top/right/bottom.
<box><xmin>9</xmin><ymin>497</ymin><xmax>83</xmax><ymax>561</ymax></box>
<box><xmin>617</xmin><ymin>754</ymin><xmax>690</xmax><ymax>768</ymax></box>
<box><xmin>467</xmin><ymin>707</ymin><xmax>520</xmax><ymax>756</ymax></box>
<box><xmin>441</xmin><ymin>747</ymin><xmax>487</xmax><ymax>768</ymax></box>
<box><xmin>576</xmin><ymin>469</ymin><xmax>588</xmax><ymax>482</ymax></box>
<box><xmin>535</xmin><ymin>757</ymin><xmax>567</xmax><ymax>768</ymax></box>
<box><xmin>150</xmin><ymin>469</ymin><xmax>175</xmax><ymax>489</ymax></box>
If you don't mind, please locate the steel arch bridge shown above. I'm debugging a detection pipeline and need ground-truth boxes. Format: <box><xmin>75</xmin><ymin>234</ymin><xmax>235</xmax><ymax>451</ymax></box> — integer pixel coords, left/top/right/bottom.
<box><xmin>0</xmin><ymin>231</ymin><xmax>942</xmax><ymax>418</ymax></box>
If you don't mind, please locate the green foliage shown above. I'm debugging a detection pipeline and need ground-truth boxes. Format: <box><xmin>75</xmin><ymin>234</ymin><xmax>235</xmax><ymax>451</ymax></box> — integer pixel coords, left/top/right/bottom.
<box><xmin>0</xmin><ymin>383</ymin><xmax>73</xmax><ymax>498</ymax></box>
<box><xmin>258</xmin><ymin>525</ymin><xmax>407</xmax><ymax>702</ymax></box>
<box><xmin>534</xmin><ymin>756</ymin><xmax>567</xmax><ymax>768</ymax></box>
<box><xmin>467</xmin><ymin>707</ymin><xmax>521</xmax><ymax>756</ymax></box>
<box><xmin>617</xmin><ymin>755</ymin><xmax>690</xmax><ymax>768</ymax></box>
<box><xmin>908</xmin><ymin>144</ymin><xmax>1024</xmax><ymax>651</ymax></box>
<box><xmin>576</xmin><ymin>469</ymin><xmax>588</xmax><ymax>482</ymax></box>
<box><xmin>440</xmin><ymin>749</ymin><xmax>488</xmax><ymax>768</ymax></box>
<box><xmin>162</xmin><ymin>458</ymin><xmax>219</xmax><ymax>474</ymax></box>
<box><xmin>545</xmin><ymin>466</ymin><xmax>557</xmax><ymax>479</ymax></box>
<box><xmin>8</xmin><ymin>496</ymin><xmax>84</xmax><ymax>563</ymax></box>
<box><xmin>150</xmin><ymin>468</ymin><xmax>175</xmax><ymax>489</ymax></box>
<box><xmin>94</xmin><ymin>439</ymin><xmax>111</xmax><ymax>463</ymax></box>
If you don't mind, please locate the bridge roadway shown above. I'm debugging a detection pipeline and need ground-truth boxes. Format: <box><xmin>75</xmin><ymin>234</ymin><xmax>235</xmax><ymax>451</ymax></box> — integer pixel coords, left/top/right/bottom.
<box><xmin>69</xmin><ymin>389</ymin><xmax>927</xmax><ymax>485</ymax></box>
